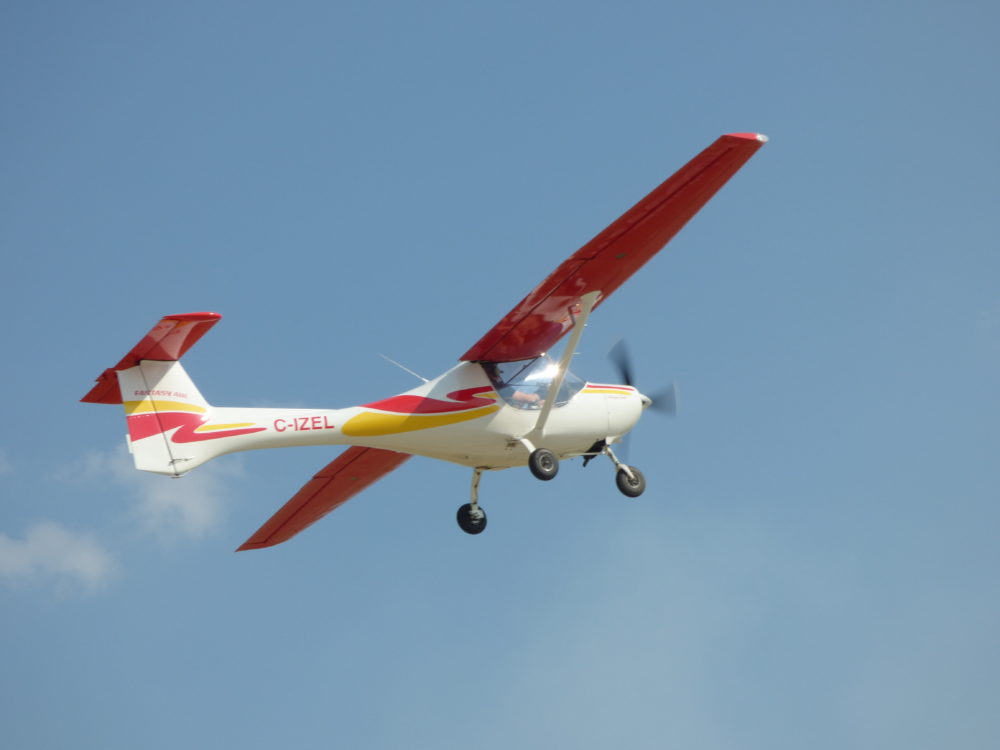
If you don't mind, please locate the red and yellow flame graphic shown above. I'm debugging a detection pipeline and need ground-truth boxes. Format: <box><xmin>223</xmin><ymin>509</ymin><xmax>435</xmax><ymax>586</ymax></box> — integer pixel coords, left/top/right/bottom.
<box><xmin>343</xmin><ymin>386</ymin><xmax>500</xmax><ymax>437</ymax></box>
<box><xmin>124</xmin><ymin>400</ymin><xmax>265</xmax><ymax>443</ymax></box>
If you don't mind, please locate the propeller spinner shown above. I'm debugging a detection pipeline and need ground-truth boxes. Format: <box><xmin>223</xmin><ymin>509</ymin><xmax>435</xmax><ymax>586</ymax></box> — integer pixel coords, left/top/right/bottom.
<box><xmin>608</xmin><ymin>340</ymin><xmax>678</xmax><ymax>416</ymax></box>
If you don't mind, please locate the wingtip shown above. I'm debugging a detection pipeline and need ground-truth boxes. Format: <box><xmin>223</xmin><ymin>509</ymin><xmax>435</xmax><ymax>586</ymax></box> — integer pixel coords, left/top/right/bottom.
<box><xmin>165</xmin><ymin>311</ymin><xmax>223</xmax><ymax>322</ymax></box>
<box><xmin>725</xmin><ymin>132</ymin><xmax>769</xmax><ymax>143</ymax></box>
<box><xmin>236</xmin><ymin>537</ymin><xmax>283</xmax><ymax>552</ymax></box>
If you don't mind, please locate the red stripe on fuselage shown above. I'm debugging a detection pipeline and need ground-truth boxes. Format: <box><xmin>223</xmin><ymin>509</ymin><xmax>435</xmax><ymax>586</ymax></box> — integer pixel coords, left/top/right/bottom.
<box><xmin>127</xmin><ymin>412</ymin><xmax>265</xmax><ymax>443</ymax></box>
<box><xmin>362</xmin><ymin>386</ymin><xmax>495</xmax><ymax>414</ymax></box>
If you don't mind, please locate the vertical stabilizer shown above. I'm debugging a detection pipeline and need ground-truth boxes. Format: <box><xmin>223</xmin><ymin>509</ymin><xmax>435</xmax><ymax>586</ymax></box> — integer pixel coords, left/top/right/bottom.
<box><xmin>118</xmin><ymin>360</ymin><xmax>214</xmax><ymax>476</ymax></box>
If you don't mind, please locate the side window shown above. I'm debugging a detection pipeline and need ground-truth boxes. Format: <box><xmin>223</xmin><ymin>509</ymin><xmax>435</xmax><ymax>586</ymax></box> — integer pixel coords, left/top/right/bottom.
<box><xmin>481</xmin><ymin>357</ymin><xmax>584</xmax><ymax>410</ymax></box>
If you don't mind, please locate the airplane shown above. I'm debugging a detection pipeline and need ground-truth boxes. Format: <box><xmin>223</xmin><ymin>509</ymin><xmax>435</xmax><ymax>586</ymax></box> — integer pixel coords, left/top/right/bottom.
<box><xmin>82</xmin><ymin>132</ymin><xmax>767</xmax><ymax>549</ymax></box>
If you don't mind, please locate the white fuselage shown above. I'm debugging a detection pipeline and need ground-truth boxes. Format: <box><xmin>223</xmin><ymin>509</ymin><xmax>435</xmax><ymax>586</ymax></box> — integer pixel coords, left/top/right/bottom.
<box><xmin>121</xmin><ymin>360</ymin><xmax>645</xmax><ymax>476</ymax></box>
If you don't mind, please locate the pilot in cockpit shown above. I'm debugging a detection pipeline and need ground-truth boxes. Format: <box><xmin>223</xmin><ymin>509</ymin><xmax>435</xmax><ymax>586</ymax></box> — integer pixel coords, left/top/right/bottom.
<box><xmin>481</xmin><ymin>360</ymin><xmax>559</xmax><ymax>410</ymax></box>
<box><xmin>509</xmin><ymin>386</ymin><xmax>544</xmax><ymax>408</ymax></box>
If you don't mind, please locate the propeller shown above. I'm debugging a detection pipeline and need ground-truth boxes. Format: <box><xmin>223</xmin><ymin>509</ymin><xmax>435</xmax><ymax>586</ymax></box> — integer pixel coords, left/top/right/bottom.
<box><xmin>605</xmin><ymin>339</ymin><xmax>679</xmax><ymax>466</ymax></box>
<box><xmin>608</xmin><ymin>340</ymin><xmax>679</xmax><ymax>416</ymax></box>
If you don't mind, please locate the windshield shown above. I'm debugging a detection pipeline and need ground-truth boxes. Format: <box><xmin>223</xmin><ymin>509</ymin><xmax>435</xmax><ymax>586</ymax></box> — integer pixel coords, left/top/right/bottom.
<box><xmin>481</xmin><ymin>356</ymin><xmax>585</xmax><ymax>410</ymax></box>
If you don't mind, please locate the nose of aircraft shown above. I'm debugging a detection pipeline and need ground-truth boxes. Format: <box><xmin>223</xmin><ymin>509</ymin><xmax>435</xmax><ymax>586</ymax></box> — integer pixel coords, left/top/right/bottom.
<box><xmin>637</xmin><ymin>383</ymin><xmax>678</xmax><ymax>416</ymax></box>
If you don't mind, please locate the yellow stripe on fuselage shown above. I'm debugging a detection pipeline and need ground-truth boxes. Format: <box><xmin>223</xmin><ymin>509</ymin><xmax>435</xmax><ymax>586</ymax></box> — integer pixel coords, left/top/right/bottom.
<box><xmin>194</xmin><ymin>422</ymin><xmax>256</xmax><ymax>432</ymax></box>
<box><xmin>342</xmin><ymin>406</ymin><xmax>499</xmax><ymax>437</ymax></box>
<box><xmin>123</xmin><ymin>399</ymin><xmax>207</xmax><ymax>415</ymax></box>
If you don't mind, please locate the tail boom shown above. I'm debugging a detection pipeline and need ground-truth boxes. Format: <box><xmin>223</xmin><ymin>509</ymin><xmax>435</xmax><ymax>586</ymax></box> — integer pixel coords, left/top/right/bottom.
<box><xmin>124</xmin><ymin>398</ymin><xmax>358</xmax><ymax>476</ymax></box>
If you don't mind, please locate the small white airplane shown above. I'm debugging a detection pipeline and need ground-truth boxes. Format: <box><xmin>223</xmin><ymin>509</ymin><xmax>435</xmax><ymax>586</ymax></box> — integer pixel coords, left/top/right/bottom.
<box><xmin>83</xmin><ymin>132</ymin><xmax>767</xmax><ymax>549</ymax></box>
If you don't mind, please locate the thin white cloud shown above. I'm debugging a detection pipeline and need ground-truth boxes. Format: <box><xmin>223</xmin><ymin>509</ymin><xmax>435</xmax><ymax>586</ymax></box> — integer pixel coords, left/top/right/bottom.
<box><xmin>78</xmin><ymin>445</ymin><xmax>244</xmax><ymax>542</ymax></box>
<box><xmin>0</xmin><ymin>522</ymin><xmax>118</xmax><ymax>593</ymax></box>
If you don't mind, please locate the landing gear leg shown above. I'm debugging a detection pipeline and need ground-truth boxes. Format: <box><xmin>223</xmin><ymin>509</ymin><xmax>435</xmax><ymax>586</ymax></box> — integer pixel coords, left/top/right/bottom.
<box><xmin>457</xmin><ymin>468</ymin><xmax>488</xmax><ymax>534</ymax></box>
<box><xmin>604</xmin><ymin>444</ymin><xmax>646</xmax><ymax>498</ymax></box>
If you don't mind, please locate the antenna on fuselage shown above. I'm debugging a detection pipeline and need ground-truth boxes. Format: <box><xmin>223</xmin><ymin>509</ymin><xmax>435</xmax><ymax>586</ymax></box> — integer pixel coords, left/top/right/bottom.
<box><xmin>378</xmin><ymin>354</ymin><xmax>429</xmax><ymax>383</ymax></box>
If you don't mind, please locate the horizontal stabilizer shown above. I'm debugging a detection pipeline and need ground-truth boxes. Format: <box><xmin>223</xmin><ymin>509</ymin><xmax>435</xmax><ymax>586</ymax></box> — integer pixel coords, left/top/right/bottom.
<box><xmin>81</xmin><ymin>313</ymin><xmax>221</xmax><ymax>404</ymax></box>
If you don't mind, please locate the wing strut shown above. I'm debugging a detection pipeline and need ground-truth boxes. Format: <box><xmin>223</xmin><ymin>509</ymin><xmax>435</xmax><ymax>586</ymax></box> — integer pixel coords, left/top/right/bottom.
<box><xmin>531</xmin><ymin>290</ymin><xmax>600</xmax><ymax>438</ymax></box>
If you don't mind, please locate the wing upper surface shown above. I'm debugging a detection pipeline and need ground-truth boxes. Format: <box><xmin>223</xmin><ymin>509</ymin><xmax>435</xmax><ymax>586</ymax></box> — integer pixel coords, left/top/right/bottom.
<box><xmin>461</xmin><ymin>133</ymin><xmax>767</xmax><ymax>362</ymax></box>
<box><xmin>237</xmin><ymin>446</ymin><xmax>411</xmax><ymax>550</ymax></box>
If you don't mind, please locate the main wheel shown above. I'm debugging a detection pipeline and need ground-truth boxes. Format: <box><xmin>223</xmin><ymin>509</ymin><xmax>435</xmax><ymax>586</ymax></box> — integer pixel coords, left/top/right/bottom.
<box><xmin>457</xmin><ymin>503</ymin><xmax>488</xmax><ymax>534</ymax></box>
<box><xmin>528</xmin><ymin>448</ymin><xmax>559</xmax><ymax>481</ymax></box>
<box><xmin>615</xmin><ymin>466</ymin><xmax>646</xmax><ymax>498</ymax></box>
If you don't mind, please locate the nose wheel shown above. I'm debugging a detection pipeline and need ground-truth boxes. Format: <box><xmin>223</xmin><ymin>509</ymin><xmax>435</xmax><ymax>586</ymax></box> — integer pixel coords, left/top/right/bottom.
<box><xmin>603</xmin><ymin>444</ymin><xmax>646</xmax><ymax>498</ymax></box>
<box><xmin>615</xmin><ymin>466</ymin><xmax>645</xmax><ymax>497</ymax></box>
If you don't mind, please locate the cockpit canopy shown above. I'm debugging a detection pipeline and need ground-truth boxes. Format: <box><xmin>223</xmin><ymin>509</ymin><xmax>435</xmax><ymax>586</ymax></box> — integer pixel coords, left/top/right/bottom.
<box><xmin>481</xmin><ymin>355</ymin><xmax>585</xmax><ymax>410</ymax></box>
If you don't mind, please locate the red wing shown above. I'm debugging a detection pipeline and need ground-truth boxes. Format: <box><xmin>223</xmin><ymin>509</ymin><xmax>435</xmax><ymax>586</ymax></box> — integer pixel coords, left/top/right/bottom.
<box><xmin>461</xmin><ymin>133</ymin><xmax>767</xmax><ymax>362</ymax></box>
<box><xmin>237</xmin><ymin>447</ymin><xmax>411</xmax><ymax>551</ymax></box>
<box><xmin>81</xmin><ymin>312</ymin><xmax>222</xmax><ymax>404</ymax></box>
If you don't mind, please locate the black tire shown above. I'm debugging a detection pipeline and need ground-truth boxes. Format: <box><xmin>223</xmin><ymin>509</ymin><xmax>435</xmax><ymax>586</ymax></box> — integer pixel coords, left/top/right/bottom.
<box><xmin>528</xmin><ymin>448</ymin><xmax>559</xmax><ymax>481</ymax></box>
<box><xmin>457</xmin><ymin>503</ymin><xmax>487</xmax><ymax>534</ymax></box>
<box><xmin>616</xmin><ymin>466</ymin><xmax>645</xmax><ymax>498</ymax></box>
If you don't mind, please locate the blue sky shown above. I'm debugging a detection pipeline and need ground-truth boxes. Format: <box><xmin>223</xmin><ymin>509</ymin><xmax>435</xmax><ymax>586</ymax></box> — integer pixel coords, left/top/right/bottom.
<box><xmin>2</xmin><ymin>1</ymin><xmax>998</xmax><ymax>747</ymax></box>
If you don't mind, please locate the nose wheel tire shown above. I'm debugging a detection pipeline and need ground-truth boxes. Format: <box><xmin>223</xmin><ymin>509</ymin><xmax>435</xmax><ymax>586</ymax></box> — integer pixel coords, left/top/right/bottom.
<box><xmin>528</xmin><ymin>448</ymin><xmax>559</xmax><ymax>481</ymax></box>
<box><xmin>457</xmin><ymin>503</ymin><xmax>488</xmax><ymax>534</ymax></box>
<box><xmin>616</xmin><ymin>466</ymin><xmax>646</xmax><ymax>498</ymax></box>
